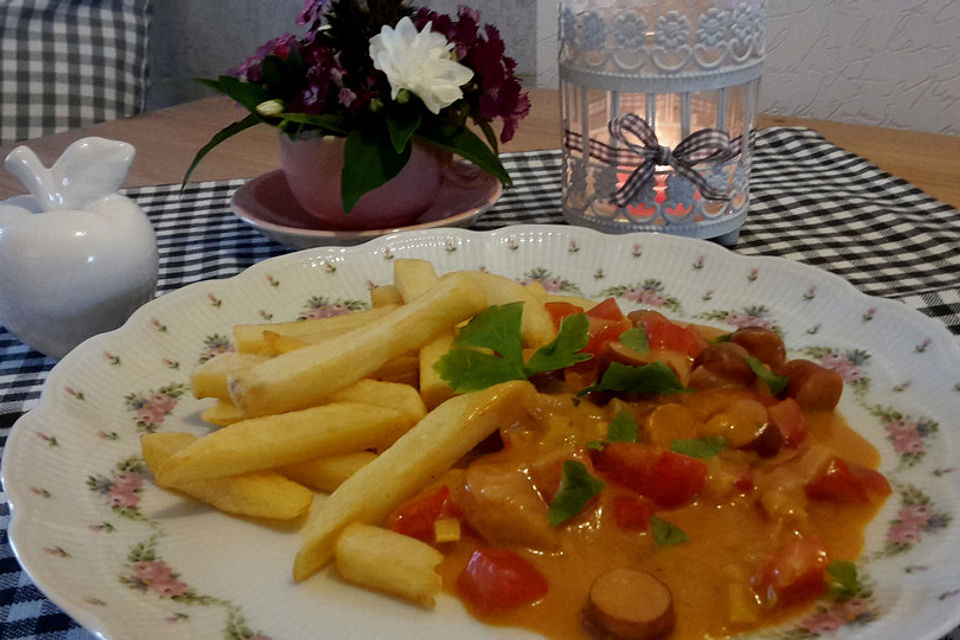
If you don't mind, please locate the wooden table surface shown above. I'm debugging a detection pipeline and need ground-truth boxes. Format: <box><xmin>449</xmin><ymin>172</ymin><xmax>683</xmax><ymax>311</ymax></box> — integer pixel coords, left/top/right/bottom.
<box><xmin>2</xmin><ymin>88</ymin><xmax>958</xmax><ymax>207</ymax></box>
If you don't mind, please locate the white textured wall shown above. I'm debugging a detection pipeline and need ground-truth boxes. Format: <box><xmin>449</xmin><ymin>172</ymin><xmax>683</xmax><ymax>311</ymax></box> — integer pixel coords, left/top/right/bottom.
<box><xmin>146</xmin><ymin>0</ymin><xmax>302</xmax><ymax>110</ymax></box>
<box><xmin>146</xmin><ymin>0</ymin><xmax>960</xmax><ymax>134</ymax></box>
<box><xmin>533</xmin><ymin>0</ymin><xmax>960</xmax><ymax>134</ymax></box>
<box><xmin>763</xmin><ymin>0</ymin><xmax>960</xmax><ymax>135</ymax></box>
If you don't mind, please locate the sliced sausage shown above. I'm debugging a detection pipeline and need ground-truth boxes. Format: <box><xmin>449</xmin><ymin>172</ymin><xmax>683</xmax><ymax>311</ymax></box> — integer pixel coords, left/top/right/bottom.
<box><xmin>730</xmin><ymin>327</ymin><xmax>786</xmax><ymax>369</ymax></box>
<box><xmin>693</xmin><ymin>341</ymin><xmax>755</xmax><ymax>385</ymax></box>
<box><xmin>583</xmin><ymin>568</ymin><xmax>675</xmax><ymax>640</ymax></box>
<box><xmin>778</xmin><ymin>359</ymin><xmax>843</xmax><ymax>411</ymax></box>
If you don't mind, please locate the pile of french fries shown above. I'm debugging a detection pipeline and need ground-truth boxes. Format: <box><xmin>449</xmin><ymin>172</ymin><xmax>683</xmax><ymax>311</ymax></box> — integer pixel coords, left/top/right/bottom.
<box><xmin>142</xmin><ymin>259</ymin><xmax>599</xmax><ymax>606</ymax></box>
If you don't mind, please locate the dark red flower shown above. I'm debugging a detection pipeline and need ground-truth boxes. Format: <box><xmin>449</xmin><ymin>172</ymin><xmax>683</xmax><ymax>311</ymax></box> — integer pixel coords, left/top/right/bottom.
<box><xmin>228</xmin><ymin>33</ymin><xmax>298</xmax><ymax>83</ymax></box>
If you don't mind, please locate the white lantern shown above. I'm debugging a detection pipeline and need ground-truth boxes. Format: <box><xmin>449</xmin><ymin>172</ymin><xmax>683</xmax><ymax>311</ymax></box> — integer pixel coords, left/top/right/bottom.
<box><xmin>559</xmin><ymin>0</ymin><xmax>766</xmax><ymax>245</ymax></box>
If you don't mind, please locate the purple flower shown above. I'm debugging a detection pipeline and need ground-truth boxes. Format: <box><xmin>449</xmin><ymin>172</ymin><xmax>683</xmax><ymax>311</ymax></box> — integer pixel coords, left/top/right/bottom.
<box><xmin>229</xmin><ymin>34</ymin><xmax>299</xmax><ymax>83</ymax></box>
<box><xmin>297</xmin><ymin>0</ymin><xmax>327</xmax><ymax>29</ymax></box>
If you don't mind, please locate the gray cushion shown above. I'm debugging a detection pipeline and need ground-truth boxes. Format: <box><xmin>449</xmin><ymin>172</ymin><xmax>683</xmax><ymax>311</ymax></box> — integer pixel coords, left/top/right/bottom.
<box><xmin>0</xmin><ymin>0</ymin><xmax>154</xmax><ymax>145</ymax></box>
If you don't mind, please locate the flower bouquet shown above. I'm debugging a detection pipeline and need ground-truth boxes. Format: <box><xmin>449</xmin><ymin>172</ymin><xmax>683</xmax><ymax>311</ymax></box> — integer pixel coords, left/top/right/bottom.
<box><xmin>186</xmin><ymin>0</ymin><xmax>530</xmax><ymax>218</ymax></box>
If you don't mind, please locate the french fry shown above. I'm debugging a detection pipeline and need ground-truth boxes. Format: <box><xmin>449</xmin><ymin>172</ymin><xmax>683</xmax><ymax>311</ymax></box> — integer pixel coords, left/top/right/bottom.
<box><xmin>534</xmin><ymin>289</ymin><xmax>599</xmax><ymax>311</ymax></box>
<box><xmin>418</xmin><ymin>330</ymin><xmax>455</xmax><ymax>409</ymax></box>
<box><xmin>262</xmin><ymin>331</ymin><xmax>311</xmax><ymax>354</ymax></box>
<box><xmin>201</xmin><ymin>398</ymin><xmax>246</xmax><ymax>427</ymax></box>
<box><xmin>370</xmin><ymin>284</ymin><xmax>403</xmax><ymax>307</ymax></box>
<box><xmin>278</xmin><ymin>451</ymin><xmax>378</xmax><ymax>493</ymax></box>
<box><xmin>392</xmin><ymin>258</ymin><xmax>439</xmax><ymax>302</ymax></box>
<box><xmin>156</xmin><ymin>402</ymin><xmax>418</xmax><ymax>485</ymax></box>
<box><xmin>292</xmin><ymin>380</ymin><xmax>533</xmax><ymax>582</ymax></box>
<box><xmin>230</xmin><ymin>272</ymin><xmax>486</xmax><ymax>417</ymax></box>
<box><xmin>334</xmin><ymin>522</ymin><xmax>443</xmax><ymax>606</ymax></box>
<box><xmin>330</xmin><ymin>379</ymin><xmax>426</xmax><ymax>422</ymax></box>
<box><xmin>190</xmin><ymin>352</ymin><xmax>268</xmax><ymax>400</ymax></box>
<box><xmin>460</xmin><ymin>270</ymin><xmax>556</xmax><ymax>348</ymax></box>
<box><xmin>141</xmin><ymin>432</ymin><xmax>313</xmax><ymax>520</ymax></box>
<box><xmin>233</xmin><ymin>304</ymin><xmax>398</xmax><ymax>354</ymax></box>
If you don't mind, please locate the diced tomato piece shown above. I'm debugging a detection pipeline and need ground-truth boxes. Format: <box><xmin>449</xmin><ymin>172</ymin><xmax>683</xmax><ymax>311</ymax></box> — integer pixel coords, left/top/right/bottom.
<box><xmin>385</xmin><ymin>485</ymin><xmax>455</xmax><ymax>542</ymax></box>
<box><xmin>761</xmin><ymin>538</ymin><xmax>830</xmax><ymax>605</ymax></box>
<box><xmin>767</xmin><ymin>397</ymin><xmax>808</xmax><ymax>447</ymax></box>
<box><xmin>545</xmin><ymin>301</ymin><xmax>584</xmax><ymax>329</ymax></box>
<box><xmin>592</xmin><ymin>442</ymin><xmax>707</xmax><ymax>508</ymax></box>
<box><xmin>583</xmin><ymin>316</ymin><xmax>633</xmax><ymax>356</ymax></box>
<box><xmin>456</xmin><ymin>548</ymin><xmax>549</xmax><ymax>613</ymax></box>
<box><xmin>586</xmin><ymin>297</ymin><xmax>626</xmax><ymax>322</ymax></box>
<box><xmin>611</xmin><ymin>495</ymin><xmax>653</xmax><ymax>530</ymax></box>
<box><xmin>805</xmin><ymin>456</ymin><xmax>892</xmax><ymax>503</ymax></box>
<box><xmin>642</xmin><ymin>314</ymin><xmax>707</xmax><ymax>360</ymax></box>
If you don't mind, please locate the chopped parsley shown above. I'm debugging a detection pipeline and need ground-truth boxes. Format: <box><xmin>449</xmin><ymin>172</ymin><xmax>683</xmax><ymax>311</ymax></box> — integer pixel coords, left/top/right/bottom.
<box><xmin>651</xmin><ymin>517</ymin><xmax>689</xmax><ymax>546</ymax></box>
<box><xmin>670</xmin><ymin>436</ymin><xmax>727</xmax><ymax>458</ymax></box>
<box><xmin>744</xmin><ymin>356</ymin><xmax>790</xmax><ymax>395</ymax></box>
<box><xmin>579</xmin><ymin>361</ymin><xmax>687</xmax><ymax>396</ymax></box>
<box><xmin>434</xmin><ymin>303</ymin><xmax>591</xmax><ymax>393</ymax></box>
<box><xmin>826</xmin><ymin>560</ymin><xmax>860</xmax><ymax>597</ymax></box>
<box><xmin>587</xmin><ymin>409</ymin><xmax>639</xmax><ymax>451</ymax></box>
<box><xmin>618</xmin><ymin>326</ymin><xmax>649</xmax><ymax>353</ymax></box>
<box><xmin>548</xmin><ymin>460</ymin><xmax>605</xmax><ymax>527</ymax></box>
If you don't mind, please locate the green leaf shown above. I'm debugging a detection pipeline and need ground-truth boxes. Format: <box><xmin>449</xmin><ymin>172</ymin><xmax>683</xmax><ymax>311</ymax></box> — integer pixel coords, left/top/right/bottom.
<box><xmin>434</xmin><ymin>303</ymin><xmax>593</xmax><ymax>394</ymax></box>
<box><xmin>580</xmin><ymin>361</ymin><xmax>687</xmax><ymax>396</ymax></box>
<box><xmin>548</xmin><ymin>460</ymin><xmax>605</xmax><ymax>527</ymax></box>
<box><xmin>341</xmin><ymin>129</ymin><xmax>410</xmax><ymax>214</ymax></box>
<box><xmin>524</xmin><ymin>312</ymin><xmax>591</xmax><ymax>376</ymax></box>
<box><xmin>414</xmin><ymin>121</ymin><xmax>510</xmax><ymax>185</ymax></box>
<box><xmin>711</xmin><ymin>333</ymin><xmax>733</xmax><ymax>343</ymax></box>
<box><xmin>277</xmin><ymin>112</ymin><xmax>349</xmax><ymax>135</ymax></box>
<box><xmin>608</xmin><ymin>409</ymin><xmax>639</xmax><ymax>443</ymax></box>
<box><xmin>670</xmin><ymin>436</ymin><xmax>727</xmax><ymax>458</ymax></box>
<box><xmin>744</xmin><ymin>356</ymin><xmax>790</xmax><ymax>394</ymax></box>
<box><xmin>432</xmin><ymin>348</ymin><xmax>526</xmax><ymax>393</ymax></box>
<box><xmin>477</xmin><ymin>119</ymin><xmax>500</xmax><ymax>155</ymax></box>
<box><xmin>586</xmin><ymin>440</ymin><xmax>605</xmax><ymax>451</ymax></box>
<box><xmin>386</xmin><ymin>107</ymin><xmax>422</xmax><ymax>154</ymax></box>
<box><xmin>618</xmin><ymin>326</ymin><xmax>649</xmax><ymax>353</ymax></box>
<box><xmin>453</xmin><ymin>303</ymin><xmax>524</xmax><ymax>362</ymax></box>
<box><xmin>182</xmin><ymin>113</ymin><xmax>262</xmax><ymax>187</ymax></box>
<box><xmin>206</xmin><ymin>75</ymin><xmax>270</xmax><ymax>112</ymax></box>
<box><xmin>651</xmin><ymin>517</ymin><xmax>689</xmax><ymax>546</ymax></box>
<box><xmin>433</xmin><ymin>303</ymin><xmax>526</xmax><ymax>393</ymax></box>
<box><xmin>826</xmin><ymin>560</ymin><xmax>860</xmax><ymax>597</ymax></box>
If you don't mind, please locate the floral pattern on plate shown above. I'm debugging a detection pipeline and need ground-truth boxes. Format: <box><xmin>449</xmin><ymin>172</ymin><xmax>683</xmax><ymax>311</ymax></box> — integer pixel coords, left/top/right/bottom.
<box><xmin>3</xmin><ymin>225</ymin><xmax>959</xmax><ymax>640</ymax></box>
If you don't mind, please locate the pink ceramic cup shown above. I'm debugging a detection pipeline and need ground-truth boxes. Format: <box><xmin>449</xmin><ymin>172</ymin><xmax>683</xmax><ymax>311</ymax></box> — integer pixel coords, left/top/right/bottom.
<box><xmin>278</xmin><ymin>133</ymin><xmax>445</xmax><ymax>230</ymax></box>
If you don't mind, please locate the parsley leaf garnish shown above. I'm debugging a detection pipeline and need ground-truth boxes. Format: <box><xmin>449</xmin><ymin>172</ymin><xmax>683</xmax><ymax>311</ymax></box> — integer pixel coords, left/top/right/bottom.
<box><xmin>670</xmin><ymin>436</ymin><xmax>727</xmax><ymax>458</ymax></box>
<box><xmin>651</xmin><ymin>517</ymin><xmax>689</xmax><ymax>546</ymax></box>
<box><xmin>744</xmin><ymin>355</ymin><xmax>789</xmax><ymax>394</ymax></box>
<box><xmin>589</xmin><ymin>409</ymin><xmax>639</xmax><ymax>451</ymax></box>
<box><xmin>618</xmin><ymin>326</ymin><xmax>649</xmax><ymax>353</ymax></box>
<box><xmin>525</xmin><ymin>312</ymin><xmax>592</xmax><ymax>375</ymax></box>
<box><xmin>826</xmin><ymin>560</ymin><xmax>860</xmax><ymax>597</ymax></box>
<box><xmin>434</xmin><ymin>303</ymin><xmax>591</xmax><ymax>393</ymax></box>
<box><xmin>579</xmin><ymin>361</ymin><xmax>687</xmax><ymax>396</ymax></box>
<box><xmin>548</xmin><ymin>460</ymin><xmax>605</xmax><ymax>527</ymax></box>
<box><xmin>608</xmin><ymin>409</ymin><xmax>639</xmax><ymax>443</ymax></box>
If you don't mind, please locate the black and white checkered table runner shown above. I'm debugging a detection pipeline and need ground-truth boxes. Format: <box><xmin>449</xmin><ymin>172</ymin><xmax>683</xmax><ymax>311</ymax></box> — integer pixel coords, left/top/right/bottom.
<box><xmin>0</xmin><ymin>127</ymin><xmax>958</xmax><ymax>639</ymax></box>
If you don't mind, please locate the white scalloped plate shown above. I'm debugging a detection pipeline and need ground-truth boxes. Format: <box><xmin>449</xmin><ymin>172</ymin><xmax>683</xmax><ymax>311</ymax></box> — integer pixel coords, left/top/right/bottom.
<box><xmin>4</xmin><ymin>225</ymin><xmax>959</xmax><ymax>640</ymax></box>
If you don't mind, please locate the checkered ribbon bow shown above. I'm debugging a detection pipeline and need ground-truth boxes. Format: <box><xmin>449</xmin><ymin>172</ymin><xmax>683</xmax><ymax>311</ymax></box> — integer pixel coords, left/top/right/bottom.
<box><xmin>607</xmin><ymin>113</ymin><xmax>733</xmax><ymax>206</ymax></box>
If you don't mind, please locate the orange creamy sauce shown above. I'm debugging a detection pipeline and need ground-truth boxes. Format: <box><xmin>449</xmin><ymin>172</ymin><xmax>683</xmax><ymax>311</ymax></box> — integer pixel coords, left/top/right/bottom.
<box><xmin>434</xmin><ymin>387</ymin><xmax>886</xmax><ymax>640</ymax></box>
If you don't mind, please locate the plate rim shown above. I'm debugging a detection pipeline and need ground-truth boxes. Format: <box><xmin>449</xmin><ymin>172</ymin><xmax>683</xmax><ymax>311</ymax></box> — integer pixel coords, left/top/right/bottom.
<box><xmin>4</xmin><ymin>224</ymin><xmax>959</xmax><ymax>639</ymax></box>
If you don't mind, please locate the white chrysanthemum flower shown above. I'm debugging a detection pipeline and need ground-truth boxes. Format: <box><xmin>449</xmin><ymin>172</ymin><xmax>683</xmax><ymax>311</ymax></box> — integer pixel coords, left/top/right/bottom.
<box><xmin>369</xmin><ymin>16</ymin><xmax>474</xmax><ymax>114</ymax></box>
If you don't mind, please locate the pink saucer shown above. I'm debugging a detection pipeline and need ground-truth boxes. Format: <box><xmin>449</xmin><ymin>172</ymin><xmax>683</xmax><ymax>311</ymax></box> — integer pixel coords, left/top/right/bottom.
<box><xmin>231</xmin><ymin>167</ymin><xmax>502</xmax><ymax>248</ymax></box>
